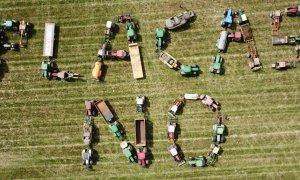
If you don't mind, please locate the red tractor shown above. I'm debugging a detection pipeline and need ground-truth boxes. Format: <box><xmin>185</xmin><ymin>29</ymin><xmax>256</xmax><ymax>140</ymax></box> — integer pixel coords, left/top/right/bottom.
<box><xmin>85</xmin><ymin>100</ymin><xmax>96</xmax><ymax>116</ymax></box>
<box><xmin>116</xmin><ymin>14</ymin><xmax>132</xmax><ymax>23</ymax></box>
<box><xmin>199</xmin><ymin>94</ymin><xmax>221</xmax><ymax>112</ymax></box>
<box><xmin>227</xmin><ymin>31</ymin><xmax>243</xmax><ymax>42</ymax></box>
<box><xmin>111</xmin><ymin>50</ymin><xmax>129</xmax><ymax>60</ymax></box>
<box><xmin>136</xmin><ymin>147</ymin><xmax>149</xmax><ymax>168</ymax></box>
<box><xmin>285</xmin><ymin>5</ymin><xmax>300</xmax><ymax>17</ymax></box>
<box><xmin>168</xmin><ymin>143</ymin><xmax>186</xmax><ymax>166</ymax></box>
<box><xmin>270</xmin><ymin>11</ymin><xmax>281</xmax><ymax>35</ymax></box>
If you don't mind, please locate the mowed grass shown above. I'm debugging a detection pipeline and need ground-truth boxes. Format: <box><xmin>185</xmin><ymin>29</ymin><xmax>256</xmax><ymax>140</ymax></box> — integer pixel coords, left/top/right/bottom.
<box><xmin>0</xmin><ymin>0</ymin><xmax>300</xmax><ymax>179</ymax></box>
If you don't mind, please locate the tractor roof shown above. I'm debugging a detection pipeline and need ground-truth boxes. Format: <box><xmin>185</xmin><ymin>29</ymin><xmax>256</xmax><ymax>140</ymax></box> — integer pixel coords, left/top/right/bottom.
<box><xmin>156</xmin><ymin>29</ymin><xmax>165</xmax><ymax>37</ymax></box>
<box><xmin>181</xmin><ymin>65</ymin><xmax>192</xmax><ymax>73</ymax></box>
<box><xmin>170</xmin><ymin>148</ymin><xmax>178</xmax><ymax>156</ymax></box>
<box><xmin>110</xmin><ymin>124</ymin><xmax>119</xmax><ymax>133</ymax></box>
<box><xmin>106</xmin><ymin>21</ymin><xmax>113</xmax><ymax>28</ymax></box>
<box><xmin>120</xmin><ymin>141</ymin><xmax>128</xmax><ymax>149</ymax></box>
<box><xmin>123</xmin><ymin>148</ymin><xmax>132</xmax><ymax>157</ymax></box>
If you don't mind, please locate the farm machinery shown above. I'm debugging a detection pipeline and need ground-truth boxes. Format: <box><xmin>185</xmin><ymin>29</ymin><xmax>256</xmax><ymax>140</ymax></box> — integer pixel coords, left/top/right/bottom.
<box><xmin>159</xmin><ymin>51</ymin><xmax>179</xmax><ymax>70</ymax></box>
<box><xmin>83</xmin><ymin>116</ymin><xmax>94</xmax><ymax>146</ymax></box>
<box><xmin>212</xmin><ymin>113</ymin><xmax>226</xmax><ymax>144</ymax></box>
<box><xmin>227</xmin><ymin>31</ymin><xmax>243</xmax><ymax>42</ymax></box>
<box><xmin>270</xmin><ymin>11</ymin><xmax>281</xmax><ymax>35</ymax></box>
<box><xmin>184</xmin><ymin>93</ymin><xmax>200</xmax><ymax>100</ymax></box>
<box><xmin>216</xmin><ymin>31</ymin><xmax>228</xmax><ymax>52</ymax></box>
<box><xmin>285</xmin><ymin>5</ymin><xmax>300</xmax><ymax>17</ymax></box>
<box><xmin>187</xmin><ymin>156</ymin><xmax>207</xmax><ymax>167</ymax></box>
<box><xmin>109</xmin><ymin>121</ymin><xmax>125</xmax><ymax>140</ymax></box>
<box><xmin>221</xmin><ymin>8</ymin><xmax>234</xmax><ymax>28</ymax></box>
<box><xmin>82</xmin><ymin>148</ymin><xmax>93</xmax><ymax>169</ymax></box>
<box><xmin>135</xmin><ymin>119</ymin><xmax>148</xmax><ymax>168</ymax></box>
<box><xmin>92</xmin><ymin>61</ymin><xmax>102</xmax><ymax>81</ymax></box>
<box><xmin>51</xmin><ymin>71</ymin><xmax>79</xmax><ymax>81</ymax></box>
<box><xmin>207</xmin><ymin>144</ymin><xmax>222</xmax><ymax>164</ymax></box>
<box><xmin>237</xmin><ymin>9</ymin><xmax>262</xmax><ymax>71</ymax></box>
<box><xmin>165</xmin><ymin>10</ymin><xmax>195</xmax><ymax>30</ymax></box>
<box><xmin>95</xmin><ymin>100</ymin><xmax>115</xmax><ymax>123</ymax></box>
<box><xmin>168</xmin><ymin>143</ymin><xmax>186</xmax><ymax>166</ymax></box>
<box><xmin>199</xmin><ymin>94</ymin><xmax>221</xmax><ymax>112</ymax></box>
<box><xmin>41</xmin><ymin>60</ymin><xmax>56</xmax><ymax>80</ymax></box>
<box><xmin>272</xmin><ymin>35</ymin><xmax>300</xmax><ymax>45</ymax></box>
<box><xmin>126</xmin><ymin>21</ymin><xmax>137</xmax><ymax>42</ymax></box>
<box><xmin>167</xmin><ymin>117</ymin><xmax>177</xmax><ymax>142</ymax></box>
<box><xmin>120</xmin><ymin>141</ymin><xmax>137</xmax><ymax>163</ymax></box>
<box><xmin>180</xmin><ymin>64</ymin><xmax>200</xmax><ymax>76</ymax></box>
<box><xmin>116</xmin><ymin>14</ymin><xmax>132</xmax><ymax>23</ymax></box>
<box><xmin>271</xmin><ymin>61</ymin><xmax>297</xmax><ymax>70</ymax></box>
<box><xmin>155</xmin><ymin>28</ymin><xmax>166</xmax><ymax>50</ymax></box>
<box><xmin>0</xmin><ymin>20</ymin><xmax>20</xmax><ymax>31</ymax></box>
<box><xmin>136</xmin><ymin>96</ymin><xmax>145</xmax><ymax>113</ymax></box>
<box><xmin>168</xmin><ymin>96</ymin><xmax>184</xmax><ymax>117</ymax></box>
<box><xmin>104</xmin><ymin>21</ymin><xmax>115</xmax><ymax>38</ymax></box>
<box><xmin>97</xmin><ymin>40</ymin><xmax>111</xmax><ymax>60</ymax></box>
<box><xmin>85</xmin><ymin>100</ymin><xmax>96</xmax><ymax>116</ymax></box>
<box><xmin>0</xmin><ymin>31</ymin><xmax>19</xmax><ymax>51</ymax></box>
<box><xmin>209</xmin><ymin>54</ymin><xmax>224</xmax><ymax>74</ymax></box>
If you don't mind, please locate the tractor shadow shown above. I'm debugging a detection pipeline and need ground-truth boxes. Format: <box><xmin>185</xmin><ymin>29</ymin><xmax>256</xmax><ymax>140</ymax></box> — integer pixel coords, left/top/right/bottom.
<box><xmin>175</xmin><ymin>123</ymin><xmax>181</xmax><ymax>140</ymax></box>
<box><xmin>145</xmin><ymin>147</ymin><xmax>154</xmax><ymax>168</ymax></box>
<box><xmin>0</xmin><ymin>59</ymin><xmax>9</xmax><ymax>81</ymax></box>
<box><xmin>138</xmin><ymin>46</ymin><xmax>146</xmax><ymax>79</ymax></box>
<box><xmin>146</xmin><ymin>119</ymin><xmax>153</xmax><ymax>148</ymax></box>
<box><xmin>175</xmin><ymin>143</ymin><xmax>185</xmax><ymax>159</ymax></box>
<box><xmin>99</xmin><ymin>63</ymin><xmax>108</xmax><ymax>82</ymax></box>
<box><xmin>53</xmin><ymin>24</ymin><xmax>60</xmax><ymax>59</ymax></box>
<box><xmin>92</xmin><ymin>149</ymin><xmax>100</xmax><ymax>165</ymax></box>
<box><xmin>92</xmin><ymin>124</ymin><xmax>100</xmax><ymax>144</ymax></box>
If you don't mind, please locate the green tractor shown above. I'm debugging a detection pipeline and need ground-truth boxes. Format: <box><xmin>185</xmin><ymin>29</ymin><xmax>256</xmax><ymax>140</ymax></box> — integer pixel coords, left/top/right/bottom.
<box><xmin>207</xmin><ymin>144</ymin><xmax>222</xmax><ymax>165</ymax></box>
<box><xmin>126</xmin><ymin>21</ymin><xmax>137</xmax><ymax>42</ymax></box>
<box><xmin>120</xmin><ymin>141</ymin><xmax>137</xmax><ymax>163</ymax></box>
<box><xmin>180</xmin><ymin>64</ymin><xmax>200</xmax><ymax>76</ymax></box>
<box><xmin>212</xmin><ymin>113</ymin><xmax>226</xmax><ymax>144</ymax></box>
<box><xmin>187</xmin><ymin>156</ymin><xmax>207</xmax><ymax>167</ymax></box>
<box><xmin>0</xmin><ymin>20</ymin><xmax>19</xmax><ymax>31</ymax></box>
<box><xmin>41</xmin><ymin>60</ymin><xmax>53</xmax><ymax>80</ymax></box>
<box><xmin>155</xmin><ymin>28</ymin><xmax>166</xmax><ymax>50</ymax></box>
<box><xmin>109</xmin><ymin>121</ymin><xmax>125</xmax><ymax>140</ymax></box>
<box><xmin>209</xmin><ymin>54</ymin><xmax>224</xmax><ymax>74</ymax></box>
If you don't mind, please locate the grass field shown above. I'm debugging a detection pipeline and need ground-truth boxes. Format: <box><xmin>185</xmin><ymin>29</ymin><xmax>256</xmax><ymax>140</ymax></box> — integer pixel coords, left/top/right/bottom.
<box><xmin>0</xmin><ymin>0</ymin><xmax>300</xmax><ymax>179</ymax></box>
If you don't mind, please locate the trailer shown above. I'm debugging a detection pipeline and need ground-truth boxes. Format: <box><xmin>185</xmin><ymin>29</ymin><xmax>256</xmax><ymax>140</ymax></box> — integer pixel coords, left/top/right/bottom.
<box><xmin>135</xmin><ymin>119</ymin><xmax>146</xmax><ymax>147</ymax></box>
<box><xmin>272</xmin><ymin>35</ymin><xmax>300</xmax><ymax>45</ymax></box>
<box><xmin>43</xmin><ymin>23</ymin><xmax>55</xmax><ymax>58</ymax></box>
<box><xmin>216</xmin><ymin>31</ymin><xmax>228</xmax><ymax>52</ymax></box>
<box><xmin>95</xmin><ymin>100</ymin><xmax>114</xmax><ymax>123</ymax></box>
<box><xmin>128</xmin><ymin>43</ymin><xmax>144</xmax><ymax>79</ymax></box>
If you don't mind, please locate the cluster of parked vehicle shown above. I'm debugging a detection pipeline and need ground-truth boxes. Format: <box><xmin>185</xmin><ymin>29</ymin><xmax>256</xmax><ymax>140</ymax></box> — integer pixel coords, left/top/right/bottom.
<box><xmin>164</xmin><ymin>93</ymin><xmax>227</xmax><ymax>168</ymax></box>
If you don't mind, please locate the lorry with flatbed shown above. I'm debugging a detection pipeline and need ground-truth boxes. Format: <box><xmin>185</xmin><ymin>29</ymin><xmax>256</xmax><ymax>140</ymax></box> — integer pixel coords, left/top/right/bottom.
<box><xmin>95</xmin><ymin>100</ymin><xmax>114</xmax><ymax>123</ymax></box>
<box><xmin>128</xmin><ymin>43</ymin><xmax>144</xmax><ymax>79</ymax></box>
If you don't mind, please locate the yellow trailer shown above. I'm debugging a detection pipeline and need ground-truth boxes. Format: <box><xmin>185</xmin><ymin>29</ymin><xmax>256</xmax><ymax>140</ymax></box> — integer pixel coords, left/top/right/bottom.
<box><xmin>128</xmin><ymin>43</ymin><xmax>144</xmax><ymax>79</ymax></box>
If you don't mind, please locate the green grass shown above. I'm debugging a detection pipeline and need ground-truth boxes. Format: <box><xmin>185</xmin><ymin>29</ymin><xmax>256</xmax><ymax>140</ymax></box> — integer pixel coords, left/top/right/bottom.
<box><xmin>0</xmin><ymin>0</ymin><xmax>300</xmax><ymax>179</ymax></box>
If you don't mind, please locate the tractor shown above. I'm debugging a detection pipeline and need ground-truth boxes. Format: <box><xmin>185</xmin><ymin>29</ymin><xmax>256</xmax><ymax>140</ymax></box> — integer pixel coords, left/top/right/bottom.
<box><xmin>83</xmin><ymin>116</ymin><xmax>94</xmax><ymax>146</ymax></box>
<box><xmin>104</xmin><ymin>21</ymin><xmax>115</xmax><ymax>39</ymax></box>
<box><xmin>52</xmin><ymin>70</ymin><xmax>80</xmax><ymax>81</ymax></box>
<box><xmin>155</xmin><ymin>28</ymin><xmax>166</xmax><ymax>50</ymax></box>
<box><xmin>85</xmin><ymin>100</ymin><xmax>96</xmax><ymax>116</ymax></box>
<box><xmin>212</xmin><ymin>113</ymin><xmax>226</xmax><ymax>144</ymax></box>
<box><xmin>136</xmin><ymin>146</ymin><xmax>149</xmax><ymax>168</ymax></box>
<box><xmin>167</xmin><ymin>117</ymin><xmax>177</xmax><ymax>142</ymax></box>
<box><xmin>109</xmin><ymin>121</ymin><xmax>125</xmax><ymax>140</ymax></box>
<box><xmin>116</xmin><ymin>14</ymin><xmax>132</xmax><ymax>23</ymax></box>
<box><xmin>165</xmin><ymin>10</ymin><xmax>195</xmax><ymax>30</ymax></box>
<box><xmin>111</xmin><ymin>50</ymin><xmax>129</xmax><ymax>60</ymax></box>
<box><xmin>271</xmin><ymin>61</ymin><xmax>297</xmax><ymax>70</ymax></box>
<box><xmin>207</xmin><ymin>144</ymin><xmax>222</xmax><ymax>164</ymax></box>
<box><xmin>180</xmin><ymin>64</ymin><xmax>200</xmax><ymax>76</ymax></box>
<box><xmin>187</xmin><ymin>156</ymin><xmax>207</xmax><ymax>167</ymax></box>
<box><xmin>126</xmin><ymin>21</ymin><xmax>137</xmax><ymax>42</ymax></box>
<box><xmin>97</xmin><ymin>40</ymin><xmax>111</xmax><ymax>60</ymax></box>
<box><xmin>168</xmin><ymin>143</ymin><xmax>186</xmax><ymax>166</ymax></box>
<box><xmin>18</xmin><ymin>20</ymin><xmax>32</xmax><ymax>48</ymax></box>
<box><xmin>136</xmin><ymin>96</ymin><xmax>145</xmax><ymax>113</ymax></box>
<box><xmin>228</xmin><ymin>31</ymin><xmax>243</xmax><ymax>42</ymax></box>
<box><xmin>270</xmin><ymin>11</ymin><xmax>281</xmax><ymax>35</ymax></box>
<box><xmin>41</xmin><ymin>60</ymin><xmax>54</xmax><ymax>80</ymax></box>
<box><xmin>0</xmin><ymin>20</ymin><xmax>20</xmax><ymax>31</ymax></box>
<box><xmin>168</xmin><ymin>96</ymin><xmax>184</xmax><ymax>117</ymax></box>
<box><xmin>82</xmin><ymin>148</ymin><xmax>93</xmax><ymax>170</ymax></box>
<box><xmin>221</xmin><ymin>8</ymin><xmax>234</xmax><ymax>28</ymax></box>
<box><xmin>285</xmin><ymin>5</ymin><xmax>300</xmax><ymax>17</ymax></box>
<box><xmin>236</xmin><ymin>9</ymin><xmax>248</xmax><ymax>25</ymax></box>
<box><xmin>199</xmin><ymin>94</ymin><xmax>221</xmax><ymax>112</ymax></box>
<box><xmin>209</xmin><ymin>54</ymin><xmax>224</xmax><ymax>74</ymax></box>
<box><xmin>120</xmin><ymin>141</ymin><xmax>137</xmax><ymax>163</ymax></box>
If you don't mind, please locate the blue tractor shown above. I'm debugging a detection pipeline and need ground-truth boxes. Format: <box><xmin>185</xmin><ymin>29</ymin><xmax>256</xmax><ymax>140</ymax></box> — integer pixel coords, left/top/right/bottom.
<box><xmin>221</xmin><ymin>8</ymin><xmax>234</xmax><ymax>28</ymax></box>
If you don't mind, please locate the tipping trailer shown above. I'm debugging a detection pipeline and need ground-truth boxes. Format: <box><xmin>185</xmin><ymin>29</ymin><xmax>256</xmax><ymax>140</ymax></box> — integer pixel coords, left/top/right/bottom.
<box><xmin>95</xmin><ymin>100</ymin><xmax>114</xmax><ymax>123</ymax></box>
<box><xmin>43</xmin><ymin>23</ymin><xmax>55</xmax><ymax>58</ymax></box>
<box><xmin>135</xmin><ymin>119</ymin><xmax>146</xmax><ymax>147</ymax></box>
<box><xmin>128</xmin><ymin>43</ymin><xmax>144</xmax><ymax>79</ymax></box>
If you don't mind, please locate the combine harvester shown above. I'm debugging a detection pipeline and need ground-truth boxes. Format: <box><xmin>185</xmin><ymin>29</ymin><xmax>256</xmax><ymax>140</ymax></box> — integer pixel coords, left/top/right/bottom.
<box><xmin>128</xmin><ymin>43</ymin><xmax>144</xmax><ymax>79</ymax></box>
<box><xmin>135</xmin><ymin>119</ymin><xmax>149</xmax><ymax>168</ymax></box>
<box><xmin>237</xmin><ymin>9</ymin><xmax>262</xmax><ymax>71</ymax></box>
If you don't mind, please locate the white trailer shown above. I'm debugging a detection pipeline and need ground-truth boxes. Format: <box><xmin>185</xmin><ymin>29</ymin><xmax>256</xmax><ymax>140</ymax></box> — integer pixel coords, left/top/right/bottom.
<box><xmin>43</xmin><ymin>23</ymin><xmax>55</xmax><ymax>57</ymax></box>
<box><xmin>129</xmin><ymin>43</ymin><xmax>144</xmax><ymax>79</ymax></box>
